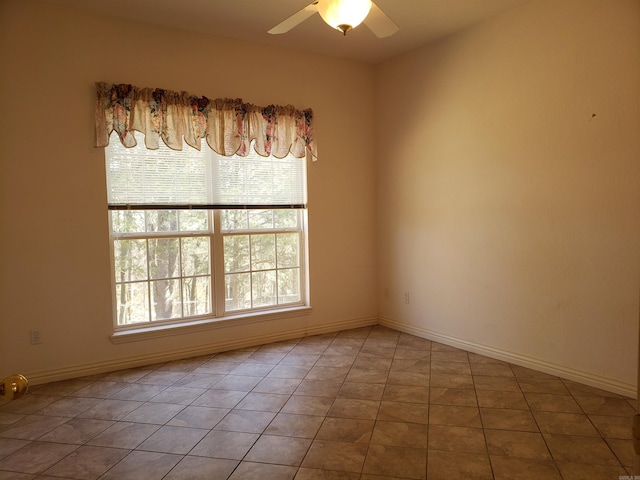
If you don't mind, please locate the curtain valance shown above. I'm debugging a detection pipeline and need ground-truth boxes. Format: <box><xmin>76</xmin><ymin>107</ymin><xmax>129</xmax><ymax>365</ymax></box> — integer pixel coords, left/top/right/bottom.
<box><xmin>94</xmin><ymin>82</ymin><xmax>317</xmax><ymax>160</ymax></box>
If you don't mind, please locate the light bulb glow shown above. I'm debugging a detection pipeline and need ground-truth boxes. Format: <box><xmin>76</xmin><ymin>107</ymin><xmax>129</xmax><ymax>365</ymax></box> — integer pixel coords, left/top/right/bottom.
<box><xmin>317</xmin><ymin>0</ymin><xmax>372</xmax><ymax>34</ymax></box>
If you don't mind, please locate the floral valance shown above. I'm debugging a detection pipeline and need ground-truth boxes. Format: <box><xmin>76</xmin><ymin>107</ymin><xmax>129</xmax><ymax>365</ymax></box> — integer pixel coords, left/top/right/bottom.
<box><xmin>94</xmin><ymin>82</ymin><xmax>317</xmax><ymax>160</ymax></box>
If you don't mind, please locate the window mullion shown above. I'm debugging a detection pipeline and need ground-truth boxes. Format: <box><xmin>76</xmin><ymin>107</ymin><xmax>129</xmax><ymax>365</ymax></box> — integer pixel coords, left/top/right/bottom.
<box><xmin>178</xmin><ymin>238</ymin><xmax>184</xmax><ymax>319</ymax></box>
<box><xmin>212</xmin><ymin>210</ymin><xmax>225</xmax><ymax>317</ymax></box>
<box><xmin>274</xmin><ymin>233</ymin><xmax>279</xmax><ymax>306</ymax></box>
<box><xmin>146</xmin><ymin>238</ymin><xmax>152</xmax><ymax>324</ymax></box>
<box><xmin>249</xmin><ymin>234</ymin><xmax>254</xmax><ymax>309</ymax></box>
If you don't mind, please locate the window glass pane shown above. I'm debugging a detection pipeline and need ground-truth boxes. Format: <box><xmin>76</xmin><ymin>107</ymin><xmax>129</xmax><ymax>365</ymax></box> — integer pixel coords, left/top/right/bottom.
<box><xmin>224</xmin><ymin>235</ymin><xmax>250</xmax><ymax>273</ymax></box>
<box><xmin>251</xmin><ymin>234</ymin><xmax>276</xmax><ymax>270</ymax></box>
<box><xmin>221</xmin><ymin>210</ymin><xmax>248</xmax><ymax>231</ymax></box>
<box><xmin>148</xmin><ymin>238</ymin><xmax>180</xmax><ymax>279</ymax></box>
<box><xmin>181</xmin><ymin>237</ymin><xmax>210</xmax><ymax>276</ymax></box>
<box><xmin>147</xmin><ymin>210</ymin><xmax>179</xmax><ymax>232</ymax></box>
<box><xmin>252</xmin><ymin>271</ymin><xmax>277</xmax><ymax>307</ymax></box>
<box><xmin>225</xmin><ymin>272</ymin><xmax>251</xmax><ymax>311</ymax></box>
<box><xmin>221</xmin><ymin>209</ymin><xmax>297</xmax><ymax>231</ymax></box>
<box><xmin>183</xmin><ymin>276</ymin><xmax>211</xmax><ymax>316</ymax></box>
<box><xmin>248</xmin><ymin>210</ymin><xmax>274</xmax><ymax>229</ymax></box>
<box><xmin>274</xmin><ymin>210</ymin><xmax>298</xmax><ymax>229</ymax></box>
<box><xmin>116</xmin><ymin>282</ymin><xmax>149</xmax><ymax>325</ymax></box>
<box><xmin>276</xmin><ymin>233</ymin><xmax>299</xmax><ymax>268</ymax></box>
<box><xmin>112</xmin><ymin>211</ymin><xmax>146</xmax><ymax>234</ymax></box>
<box><xmin>150</xmin><ymin>279</ymin><xmax>182</xmax><ymax>320</ymax></box>
<box><xmin>278</xmin><ymin>268</ymin><xmax>301</xmax><ymax>304</ymax></box>
<box><xmin>114</xmin><ymin>239</ymin><xmax>148</xmax><ymax>282</ymax></box>
<box><xmin>179</xmin><ymin>210</ymin><xmax>209</xmax><ymax>231</ymax></box>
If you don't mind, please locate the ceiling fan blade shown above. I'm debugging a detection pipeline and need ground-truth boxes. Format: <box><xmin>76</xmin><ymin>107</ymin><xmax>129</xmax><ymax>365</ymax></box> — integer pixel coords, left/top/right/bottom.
<box><xmin>268</xmin><ymin>2</ymin><xmax>319</xmax><ymax>35</ymax></box>
<box><xmin>364</xmin><ymin>2</ymin><xmax>399</xmax><ymax>38</ymax></box>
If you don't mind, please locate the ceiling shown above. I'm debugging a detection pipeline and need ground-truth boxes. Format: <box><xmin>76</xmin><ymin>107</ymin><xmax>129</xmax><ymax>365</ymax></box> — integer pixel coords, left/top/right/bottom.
<box><xmin>42</xmin><ymin>0</ymin><xmax>529</xmax><ymax>64</ymax></box>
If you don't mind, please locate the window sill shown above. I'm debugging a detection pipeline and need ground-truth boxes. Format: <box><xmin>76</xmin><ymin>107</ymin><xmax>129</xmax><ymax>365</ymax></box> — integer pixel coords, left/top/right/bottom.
<box><xmin>110</xmin><ymin>306</ymin><xmax>312</xmax><ymax>344</ymax></box>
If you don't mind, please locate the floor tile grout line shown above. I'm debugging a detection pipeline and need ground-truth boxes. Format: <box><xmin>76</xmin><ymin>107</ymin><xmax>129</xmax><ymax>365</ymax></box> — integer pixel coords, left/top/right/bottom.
<box><xmin>512</xmin><ymin>362</ymin><xmax>563</xmax><ymax>479</ymax></box>
<box><xmin>425</xmin><ymin>335</ymin><xmax>433</xmax><ymax>480</ymax></box>
<box><xmin>472</xmin><ymin>350</ymin><xmax>496</xmax><ymax>480</ymax></box>
<box><xmin>234</xmin><ymin>334</ymin><xmax>324</xmax><ymax>476</ymax></box>
<box><xmin>294</xmin><ymin>327</ymin><xmax>372</xmax><ymax>477</ymax></box>
<box><xmin>354</xmin><ymin>327</ymin><xmax>400</xmax><ymax>477</ymax></box>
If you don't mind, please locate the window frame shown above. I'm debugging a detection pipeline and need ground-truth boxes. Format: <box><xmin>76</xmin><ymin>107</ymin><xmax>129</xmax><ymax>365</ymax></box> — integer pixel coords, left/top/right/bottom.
<box><xmin>109</xmin><ymin>208</ymin><xmax>310</xmax><ymax>336</ymax></box>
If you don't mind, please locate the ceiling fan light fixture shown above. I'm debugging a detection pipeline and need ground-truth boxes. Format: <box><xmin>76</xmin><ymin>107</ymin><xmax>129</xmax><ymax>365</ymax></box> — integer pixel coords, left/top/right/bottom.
<box><xmin>317</xmin><ymin>0</ymin><xmax>372</xmax><ymax>35</ymax></box>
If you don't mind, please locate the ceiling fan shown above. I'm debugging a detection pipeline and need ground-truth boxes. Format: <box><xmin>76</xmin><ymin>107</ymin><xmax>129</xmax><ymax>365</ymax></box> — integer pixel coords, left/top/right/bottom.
<box><xmin>268</xmin><ymin>0</ymin><xmax>399</xmax><ymax>37</ymax></box>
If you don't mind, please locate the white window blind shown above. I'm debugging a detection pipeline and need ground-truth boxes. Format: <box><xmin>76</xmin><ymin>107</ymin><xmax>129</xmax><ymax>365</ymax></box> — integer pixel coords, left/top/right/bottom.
<box><xmin>105</xmin><ymin>133</ymin><xmax>308</xmax><ymax>209</ymax></box>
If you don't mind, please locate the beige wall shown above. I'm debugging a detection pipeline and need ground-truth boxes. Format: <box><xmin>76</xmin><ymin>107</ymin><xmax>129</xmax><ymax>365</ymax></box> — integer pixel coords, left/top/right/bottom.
<box><xmin>0</xmin><ymin>0</ymin><xmax>377</xmax><ymax>381</ymax></box>
<box><xmin>376</xmin><ymin>0</ymin><xmax>640</xmax><ymax>395</ymax></box>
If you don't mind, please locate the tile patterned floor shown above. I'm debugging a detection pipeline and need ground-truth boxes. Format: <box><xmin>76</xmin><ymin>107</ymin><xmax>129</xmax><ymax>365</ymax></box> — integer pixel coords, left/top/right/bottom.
<box><xmin>0</xmin><ymin>326</ymin><xmax>635</xmax><ymax>479</ymax></box>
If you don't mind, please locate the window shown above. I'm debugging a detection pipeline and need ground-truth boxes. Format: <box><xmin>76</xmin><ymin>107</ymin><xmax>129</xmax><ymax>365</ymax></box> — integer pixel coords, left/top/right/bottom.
<box><xmin>106</xmin><ymin>133</ymin><xmax>308</xmax><ymax>331</ymax></box>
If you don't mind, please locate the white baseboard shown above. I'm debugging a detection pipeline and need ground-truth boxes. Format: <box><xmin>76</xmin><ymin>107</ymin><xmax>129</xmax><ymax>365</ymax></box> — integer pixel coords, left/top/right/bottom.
<box><xmin>27</xmin><ymin>316</ymin><xmax>378</xmax><ymax>386</ymax></box>
<box><xmin>379</xmin><ymin>316</ymin><xmax>636</xmax><ymax>398</ymax></box>
<box><xmin>28</xmin><ymin>314</ymin><xmax>634</xmax><ymax>399</ymax></box>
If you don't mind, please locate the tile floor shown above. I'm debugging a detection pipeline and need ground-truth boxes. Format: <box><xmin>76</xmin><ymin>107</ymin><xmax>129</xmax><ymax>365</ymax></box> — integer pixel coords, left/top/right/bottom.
<box><xmin>0</xmin><ymin>326</ymin><xmax>635</xmax><ymax>479</ymax></box>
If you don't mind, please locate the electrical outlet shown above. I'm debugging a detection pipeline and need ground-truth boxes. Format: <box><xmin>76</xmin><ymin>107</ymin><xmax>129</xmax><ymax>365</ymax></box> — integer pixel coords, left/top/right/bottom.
<box><xmin>30</xmin><ymin>330</ymin><xmax>42</xmax><ymax>345</ymax></box>
<box><xmin>404</xmin><ymin>291</ymin><xmax>410</xmax><ymax>304</ymax></box>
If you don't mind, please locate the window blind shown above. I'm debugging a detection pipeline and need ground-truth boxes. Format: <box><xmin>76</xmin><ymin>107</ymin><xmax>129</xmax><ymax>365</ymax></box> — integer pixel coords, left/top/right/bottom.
<box><xmin>105</xmin><ymin>133</ymin><xmax>307</xmax><ymax>210</ymax></box>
